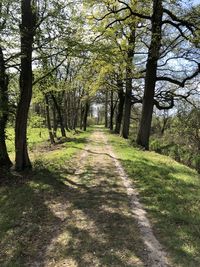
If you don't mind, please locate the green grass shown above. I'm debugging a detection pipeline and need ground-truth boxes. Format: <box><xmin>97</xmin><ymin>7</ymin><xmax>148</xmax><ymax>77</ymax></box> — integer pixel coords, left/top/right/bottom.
<box><xmin>6</xmin><ymin>127</ymin><xmax>50</xmax><ymax>154</ymax></box>
<box><xmin>0</xmin><ymin>129</ymin><xmax>92</xmax><ymax>267</ymax></box>
<box><xmin>2</xmin><ymin>126</ymin><xmax>200</xmax><ymax>266</ymax></box>
<box><xmin>106</xmin><ymin>130</ymin><xmax>200</xmax><ymax>267</ymax></box>
<box><xmin>0</xmin><ymin>127</ymin><xmax>145</xmax><ymax>266</ymax></box>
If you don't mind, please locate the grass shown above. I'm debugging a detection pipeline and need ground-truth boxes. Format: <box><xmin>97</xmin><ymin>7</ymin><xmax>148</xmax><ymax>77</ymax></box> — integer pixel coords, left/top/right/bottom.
<box><xmin>1</xmin><ymin>126</ymin><xmax>145</xmax><ymax>266</ymax></box>
<box><xmin>0</xmin><ymin>126</ymin><xmax>146</xmax><ymax>267</ymax></box>
<box><xmin>106</xmin><ymin>129</ymin><xmax>200</xmax><ymax>267</ymax></box>
<box><xmin>0</xmin><ymin>128</ymin><xmax>92</xmax><ymax>267</ymax></box>
<box><xmin>6</xmin><ymin>127</ymin><xmax>50</xmax><ymax>154</ymax></box>
<box><xmin>2</xmin><ymin>125</ymin><xmax>200</xmax><ymax>266</ymax></box>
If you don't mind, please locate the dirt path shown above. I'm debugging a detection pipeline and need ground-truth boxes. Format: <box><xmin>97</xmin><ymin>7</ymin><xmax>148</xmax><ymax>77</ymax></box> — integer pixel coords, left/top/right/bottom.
<box><xmin>34</xmin><ymin>130</ymin><xmax>169</xmax><ymax>267</ymax></box>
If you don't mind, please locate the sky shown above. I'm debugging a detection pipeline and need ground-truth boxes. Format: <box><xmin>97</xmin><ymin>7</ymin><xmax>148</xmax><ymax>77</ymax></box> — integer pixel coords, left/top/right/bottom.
<box><xmin>181</xmin><ymin>0</ymin><xmax>200</xmax><ymax>7</ymax></box>
<box><xmin>192</xmin><ymin>0</ymin><xmax>200</xmax><ymax>5</ymax></box>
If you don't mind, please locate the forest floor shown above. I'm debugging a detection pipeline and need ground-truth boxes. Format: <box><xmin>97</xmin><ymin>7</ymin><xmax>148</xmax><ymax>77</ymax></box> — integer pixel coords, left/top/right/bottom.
<box><xmin>1</xmin><ymin>127</ymin><xmax>200</xmax><ymax>267</ymax></box>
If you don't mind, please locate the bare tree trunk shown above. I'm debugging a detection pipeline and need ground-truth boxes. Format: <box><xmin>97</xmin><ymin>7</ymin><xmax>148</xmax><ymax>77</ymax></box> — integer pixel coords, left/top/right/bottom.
<box><xmin>122</xmin><ymin>25</ymin><xmax>136</xmax><ymax>139</ymax></box>
<box><xmin>136</xmin><ymin>0</ymin><xmax>163</xmax><ymax>150</ymax></box>
<box><xmin>50</xmin><ymin>93</ymin><xmax>66</xmax><ymax>138</ymax></box>
<box><xmin>52</xmin><ymin>104</ymin><xmax>57</xmax><ymax>138</ymax></box>
<box><xmin>45</xmin><ymin>94</ymin><xmax>55</xmax><ymax>144</ymax></box>
<box><xmin>15</xmin><ymin>0</ymin><xmax>36</xmax><ymax>170</ymax></box>
<box><xmin>67</xmin><ymin>94</ymin><xmax>72</xmax><ymax>130</ymax></box>
<box><xmin>115</xmin><ymin>80</ymin><xmax>124</xmax><ymax>134</ymax></box>
<box><xmin>73</xmin><ymin>97</ymin><xmax>80</xmax><ymax>130</ymax></box>
<box><xmin>83</xmin><ymin>101</ymin><xmax>89</xmax><ymax>131</ymax></box>
<box><xmin>122</xmin><ymin>74</ymin><xmax>132</xmax><ymax>139</ymax></box>
<box><xmin>63</xmin><ymin>91</ymin><xmax>69</xmax><ymax>131</ymax></box>
<box><xmin>80</xmin><ymin>103</ymin><xmax>84</xmax><ymax>130</ymax></box>
<box><xmin>105</xmin><ymin>90</ymin><xmax>108</xmax><ymax>128</ymax></box>
<box><xmin>0</xmin><ymin>47</ymin><xmax>12</xmax><ymax>168</ymax></box>
<box><xmin>109</xmin><ymin>91</ymin><xmax>114</xmax><ymax>131</ymax></box>
<box><xmin>161</xmin><ymin>111</ymin><xmax>169</xmax><ymax>135</ymax></box>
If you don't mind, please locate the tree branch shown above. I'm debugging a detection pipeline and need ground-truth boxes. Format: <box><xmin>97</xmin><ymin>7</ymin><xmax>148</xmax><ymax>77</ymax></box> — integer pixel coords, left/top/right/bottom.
<box><xmin>163</xmin><ymin>8</ymin><xmax>195</xmax><ymax>33</ymax></box>
<box><xmin>156</xmin><ymin>64</ymin><xmax>200</xmax><ymax>86</ymax></box>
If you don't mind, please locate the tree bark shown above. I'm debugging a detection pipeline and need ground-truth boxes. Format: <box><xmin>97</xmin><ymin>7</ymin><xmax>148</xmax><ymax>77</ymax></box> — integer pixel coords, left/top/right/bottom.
<box><xmin>67</xmin><ymin>94</ymin><xmax>72</xmax><ymax>130</ymax></box>
<box><xmin>109</xmin><ymin>90</ymin><xmax>114</xmax><ymax>131</ymax></box>
<box><xmin>83</xmin><ymin>101</ymin><xmax>89</xmax><ymax>131</ymax></box>
<box><xmin>0</xmin><ymin>47</ymin><xmax>12</xmax><ymax>168</ymax></box>
<box><xmin>63</xmin><ymin>91</ymin><xmax>69</xmax><ymax>131</ymax></box>
<box><xmin>73</xmin><ymin>97</ymin><xmax>80</xmax><ymax>130</ymax></box>
<box><xmin>50</xmin><ymin>93</ymin><xmax>66</xmax><ymax>138</ymax></box>
<box><xmin>105</xmin><ymin>90</ymin><xmax>108</xmax><ymax>128</ymax></box>
<box><xmin>136</xmin><ymin>0</ymin><xmax>163</xmax><ymax>150</ymax></box>
<box><xmin>115</xmin><ymin>80</ymin><xmax>124</xmax><ymax>134</ymax></box>
<box><xmin>122</xmin><ymin>26</ymin><xmax>136</xmax><ymax>139</ymax></box>
<box><xmin>45</xmin><ymin>94</ymin><xmax>55</xmax><ymax>145</ymax></box>
<box><xmin>80</xmin><ymin>103</ymin><xmax>84</xmax><ymax>130</ymax></box>
<box><xmin>52</xmin><ymin>104</ymin><xmax>57</xmax><ymax>138</ymax></box>
<box><xmin>15</xmin><ymin>0</ymin><xmax>36</xmax><ymax>170</ymax></box>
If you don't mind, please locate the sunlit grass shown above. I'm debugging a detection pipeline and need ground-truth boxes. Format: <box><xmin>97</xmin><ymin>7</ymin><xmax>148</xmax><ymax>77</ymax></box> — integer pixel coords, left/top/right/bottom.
<box><xmin>106</xmin><ymin>130</ymin><xmax>200</xmax><ymax>267</ymax></box>
<box><xmin>0</xmin><ymin>129</ymin><xmax>92</xmax><ymax>267</ymax></box>
<box><xmin>0</xmin><ymin>127</ymin><xmax>145</xmax><ymax>267</ymax></box>
<box><xmin>6</xmin><ymin>127</ymin><xmax>49</xmax><ymax>154</ymax></box>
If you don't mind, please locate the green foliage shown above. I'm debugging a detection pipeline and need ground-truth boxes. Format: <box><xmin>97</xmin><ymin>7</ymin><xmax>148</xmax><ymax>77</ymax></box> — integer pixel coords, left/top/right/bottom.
<box><xmin>150</xmin><ymin>139</ymin><xmax>162</xmax><ymax>153</ymax></box>
<box><xmin>150</xmin><ymin>106</ymin><xmax>200</xmax><ymax>173</ymax></box>
<box><xmin>193</xmin><ymin>155</ymin><xmax>200</xmax><ymax>173</ymax></box>
<box><xmin>6</xmin><ymin>128</ymin><xmax>49</xmax><ymax>154</ymax></box>
<box><xmin>107</xmin><ymin>129</ymin><xmax>200</xmax><ymax>267</ymax></box>
<box><xmin>28</xmin><ymin>113</ymin><xmax>44</xmax><ymax>128</ymax></box>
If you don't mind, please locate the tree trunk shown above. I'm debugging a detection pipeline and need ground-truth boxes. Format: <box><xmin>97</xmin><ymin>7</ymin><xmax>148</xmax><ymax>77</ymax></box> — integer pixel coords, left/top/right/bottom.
<box><xmin>67</xmin><ymin>94</ymin><xmax>72</xmax><ymax>130</ymax></box>
<box><xmin>52</xmin><ymin>104</ymin><xmax>57</xmax><ymax>138</ymax></box>
<box><xmin>115</xmin><ymin>80</ymin><xmax>124</xmax><ymax>134</ymax></box>
<box><xmin>83</xmin><ymin>101</ymin><xmax>89</xmax><ymax>131</ymax></box>
<box><xmin>80</xmin><ymin>103</ymin><xmax>84</xmax><ymax>130</ymax></box>
<box><xmin>73</xmin><ymin>98</ymin><xmax>80</xmax><ymax>130</ymax></box>
<box><xmin>63</xmin><ymin>91</ymin><xmax>69</xmax><ymax>130</ymax></box>
<box><xmin>105</xmin><ymin>90</ymin><xmax>108</xmax><ymax>128</ymax></box>
<box><xmin>136</xmin><ymin>0</ymin><xmax>163</xmax><ymax>150</ymax></box>
<box><xmin>0</xmin><ymin>47</ymin><xmax>12</xmax><ymax>168</ymax></box>
<box><xmin>109</xmin><ymin>90</ymin><xmax>114</xmax><ymax>131</ymax></box>
<box><xmin>122</xmin><ymin>26</ymin><xmax>136</xmax><ymax>139</ymax></box>
<box><xmin>45</xmin><ymin>94</ymin><xmax>55</xmax><ymax>145</ymax></box>
<box><xmin>15</xmin><ymin>0</ymin><xmax>36</xmax><ymax>170</ymax></box>
<box><xmin>50</xmin><ymin>93</ymin><xmax>66</xmax><ymax>138</ymax></box>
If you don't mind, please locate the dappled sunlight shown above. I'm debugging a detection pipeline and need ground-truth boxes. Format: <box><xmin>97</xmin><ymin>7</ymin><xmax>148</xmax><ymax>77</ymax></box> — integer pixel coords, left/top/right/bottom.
<box><xmin>0</xmin><ymin>130</ymin><xmax>146</xmax><ymax>266</ymax></box>
<box><xmin>108</xmin><ymin>131</ymin><xmax>200</xmax><ymax>267</ymax></box>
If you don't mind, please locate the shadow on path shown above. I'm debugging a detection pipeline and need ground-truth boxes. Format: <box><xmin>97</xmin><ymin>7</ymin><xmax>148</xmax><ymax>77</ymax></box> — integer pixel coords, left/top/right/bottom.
<box><xmin>0</xmin><ymin>142</ymin><xmax>145</xmax><ymax>267</ymax></box>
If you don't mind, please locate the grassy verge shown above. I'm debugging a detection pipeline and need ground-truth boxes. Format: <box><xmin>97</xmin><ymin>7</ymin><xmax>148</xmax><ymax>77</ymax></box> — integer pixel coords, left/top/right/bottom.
<box><xmin>106</xmin><ymin>130</ymin><xmax>200</xmax><ymax>267</ymax></box>
<box><xmin>0</xmin><ymin>129</ymin><xmax>92</xmax><ymax>267</ymax></box>
<box><xmin>6</xmin><ymin>127</ymin><xmax>50</xmax><ymax>154</ymax></box>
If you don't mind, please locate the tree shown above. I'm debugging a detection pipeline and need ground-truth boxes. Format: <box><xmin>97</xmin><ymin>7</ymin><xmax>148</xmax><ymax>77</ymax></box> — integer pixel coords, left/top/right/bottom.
<box><xmin>115</xmin><ymin>79</ymin><xmax>124</xmax><ymax>134</ymax></box>
<box><xmin>135</xmin><ymin>0</ymin><xmax>199</xmax><ymax>149</ymax></box>
<box><xmin>136</xmin><ymin>0</ymin><xmax>163</xmax><ymax>149</ymax></box>
<box><xmin>0</xmin><ymin>47</ymin><xmax>12</xmax><ymax>168</ymax></box>
<box><xmin>122</xmin><ymin>22</ymin><xmax>136</xmax><ymax>138</ymax></box>
<box><xmin>15</xmin><ymin>0</ymin><xmax>37</xmax><ymax>170</ymax></box>
<box><xmin>0</xmin><ymin>1</ymin><xmax>13</xmax><ymax>168</ymax></box>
